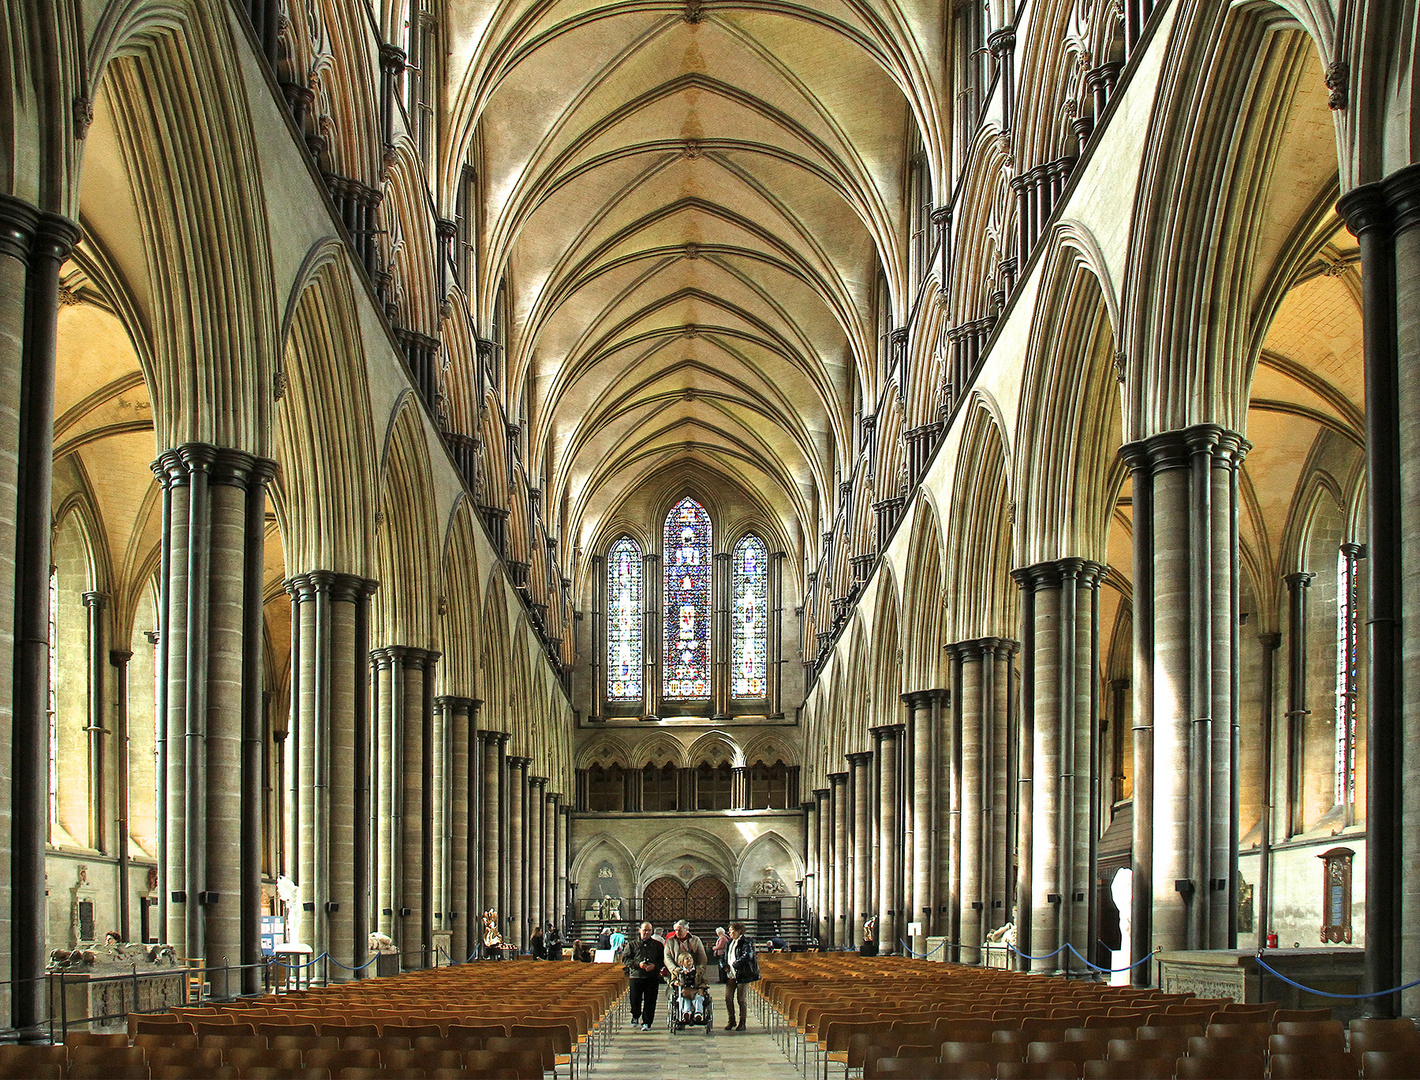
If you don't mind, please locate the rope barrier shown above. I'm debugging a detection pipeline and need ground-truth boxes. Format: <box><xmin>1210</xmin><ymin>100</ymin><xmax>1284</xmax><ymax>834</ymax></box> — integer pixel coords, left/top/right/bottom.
<box><xmin>898</xmin><ymin>938</ymin><xmax>949</xmax><ymax>959</ymax></box>
<box><xmin>325</xmin><ymin>954</ymin><xmax>380</xmax><ymax>972</ymax></box>
<box><xmin>1063</xmin><ymin>944</ymin><xmax>1154</xmax><ymax>974</ymax></box>
<box><xmin>1254</xmin><ymin>954</ymin><xmax>1420</xmax><ymax>1000</ymax></box>
<box><xmin>265</xmin><ymin>952</ymin><xmax>328</xmax><ymax>972</ymax></box>
<box><xmin>1004</xmin><ymin>942</ymin><xmax>1069</xmax><ymax>963</ymax></box>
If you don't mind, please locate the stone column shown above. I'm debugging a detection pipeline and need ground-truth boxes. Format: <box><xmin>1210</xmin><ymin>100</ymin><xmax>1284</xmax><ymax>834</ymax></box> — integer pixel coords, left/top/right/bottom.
<box><xmin>713</xmin><ymin>551</ymin><xmax>731</xmax><ymax>720</ymax></box>
<box><xmin>731</xmin><ymin>766</ymin><xmax>750</xmax><ymax>810</ymax></box>
<box><xmin>152</xmin><ymin>447</ymin><xmax>273</xmax><ymax>994</ymax></box>
<box><xmin>111</xmin><ymin>647</ymin><xmax>134</xmax><ymax>940</ymax></box>
<box><xmin>1337</xmin><ymin>168</ymin><xmax>1419</xmax><ymax>1014</ymax></box>
<box><xmin>872</xmin><ymin>726</ymin><xmax>903</xmax><ymax>953</ymax></box>
<box><xmin>956</xmin><ymin>648</ymin><xmax>985</xmax><ymax>964</ymax></box>
<box><xmin>1283</xmin><ymin>572</ymin><xmax>1313</xmax><ymax>836</ymax></box>
<box><xmin>431</xmin><ymin>701</ymin><xmax>448</xmax><ymax>943</ymax></box>
<box><xmin>1013</xmin><ymin>561</ymin><xmax>1102</xmax><ymax>973</ymax></box>
<box><xmin>802</xmin><ymin>798</ymin><xmax>819</xmax><ymax>935</ymax></box>
<box><xmin>371</xmin><ymin>649</ymin><xmax>396</xmax><ymax>939</ymax></box>
<box><xmin>399</xmin><ymin>648</ymin><xmax>437</xmax><ymax>966</ymax></box>
<box><xmin>848</xmin><ymin>751</ymin><xmax>872</xmax><ymax>946</ymax></box>
<box><xmin>643</xmin><ymin>553</ymin><xmax>662</xmax><ymax>719</ymax></box>
<box><xmin>944</xmin><ymin>646</ymin><xmax>964</xmax><ymax>956</ymax></box>
<box><xmin>556</xmin><ymin>801</ymin><xmax>571</xmax><ymax>932</ymax></box>
<box><xmin>988</xmin><ymin>643</ymin><xmax>1018</xmax><ymax>939</ymax></box>
<box><xmin>479</xmin><ymin>731</ymin><xmax>508</xmax><ymax>943</ymax></box>
<box><xmin>814</xmin><ymin>788</ymin><xmax>831</xmax><ymax>942</ymax></box>
<box><xmin>903</xmin><ymin>690</ymin><xmax>937</xmax><ymax>953</ymax></box>
<box><xmin>529</xmin><ymin>776</ymin><xmax>548</xmax><ymax>936</ymax></box>
<box><xmin>507</xmin><ymin>756</ymin><xmax>530</xmax><ymax>948</ymax></box>
<box><xmin>1121</xmin><ymin>427</ymin><xmax>1246</xmax><ymax>959</ymax></box>
<box><xmin>81</xmin><ymin>591</ymin><xmax>108</xmax><ymax>851</ymax></box>
<box><xmin>1</xmin><ymin>195</ymin><xmax>80</xmax><ymax>1034</ymax></box>
<box><xmin>829</xmin><ymin>771</ymin><xmax>849</xmax><ymax>946</ymax></box>
<box><xmin>545</xmin><ymin>790</ymin><xmax>560</xmax><ymax>935</ymax></box>
<box><xmin>438</xmin><ymin>696</ymin><xmax>477</xmax><ymax>963</ymax></box>
<box><xmin>769</xmin><ymin>551</ymin><xmax>786</xmax><ymax>716</ymax></box>
<box><xmin>287</xmin><ymin>572</ymin><xmax>377</xmax><ymax>980</ymax></box>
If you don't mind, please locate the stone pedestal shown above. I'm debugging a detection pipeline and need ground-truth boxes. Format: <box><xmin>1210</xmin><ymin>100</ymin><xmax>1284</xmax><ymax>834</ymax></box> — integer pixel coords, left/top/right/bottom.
<box><xmin>1156</xmin><ymin>948</ymin><xmax>1367</xmax><ymax>1022</ymax></box>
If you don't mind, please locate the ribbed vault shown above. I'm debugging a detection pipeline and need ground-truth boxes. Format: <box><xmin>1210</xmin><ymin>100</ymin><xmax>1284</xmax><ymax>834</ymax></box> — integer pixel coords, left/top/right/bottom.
<box><xmin>447</xmin><ymin>0</ymin><xmax>944</xmax><ymax>557</ymax></box>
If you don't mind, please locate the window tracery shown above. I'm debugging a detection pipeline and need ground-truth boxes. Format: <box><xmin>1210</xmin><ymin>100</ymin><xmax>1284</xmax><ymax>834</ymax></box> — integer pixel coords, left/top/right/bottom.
<box><xmin>605</xmin><ymin>537</ymin><xmax>643</xmax><ymax>701</ymax></box>
<box><xmin>731</xmin><ymin>534</ymin><xmax>769</xmax><ymax>698</ymax></box>
<box><xmin>663</xmin><ymin>498</ymin><xmax>711</xmax><ymax>700</ymax></box>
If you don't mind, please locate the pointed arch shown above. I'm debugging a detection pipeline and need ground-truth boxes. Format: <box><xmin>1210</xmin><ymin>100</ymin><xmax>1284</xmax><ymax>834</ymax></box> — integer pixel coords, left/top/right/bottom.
<box><xmin>946</xmin><ymin>398</ymin><xmax>1017</xmax><ymax>642</ymax></box>
<box><xmin>686</xmin><ymin>730</ymin><xmax>742</xmax><ymax>769</ymax></box>
<box><xmin>373</xmin><ymin>398</ymin><xmax>440</xmax><ymax>648</ymax></box>
<box><xmin>899</xmin><ymin>495</ymin><xmax>945</xmax><ymax>690</ymax></box>
<box><xmin>437</xmin><ymin>496</ymin><xmax>485</xmax><ymax>698</ymax></box>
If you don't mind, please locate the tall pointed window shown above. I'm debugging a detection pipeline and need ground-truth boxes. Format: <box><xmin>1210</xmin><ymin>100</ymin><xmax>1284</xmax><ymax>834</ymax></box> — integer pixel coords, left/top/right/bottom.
<box><xmin>606</xmin><ymin>537</ymin><xmax>643</xmax><ymax>701</ymax></box>
<box><xmin>663</xmin><ymin>497</ymin><xmax>711</xmax><ymax>700</ymax></box>
<box><xmin>731</xmin><ymin>534</ymin><xmax>769</xmax><ymax>698</ymax></box>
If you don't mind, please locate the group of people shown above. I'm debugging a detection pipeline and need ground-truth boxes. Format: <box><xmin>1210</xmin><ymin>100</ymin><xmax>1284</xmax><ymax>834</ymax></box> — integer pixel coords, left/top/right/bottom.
<box><xmin>622</xmin><ymin>920</ymin><xmax>758</xmax><ymax>1032</ymax></box>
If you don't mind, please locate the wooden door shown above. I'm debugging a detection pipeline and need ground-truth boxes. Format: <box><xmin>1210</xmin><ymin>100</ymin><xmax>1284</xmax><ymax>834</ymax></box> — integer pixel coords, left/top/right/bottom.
<box><xmin>644</xmin><ymin>876</ymin><xmax>687</xmax><ymax>924</ymax></box>
<box><xmin>687</xmin><ymin>876</ymin><xmax>731</xmax><ymax>922</ymax></box>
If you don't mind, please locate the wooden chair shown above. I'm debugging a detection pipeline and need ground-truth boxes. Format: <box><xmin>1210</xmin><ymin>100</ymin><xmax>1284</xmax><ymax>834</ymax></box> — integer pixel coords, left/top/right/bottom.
<box><xmin>198</xmin><ymin>1034</ymin><xmax>269</xmax><ymax>1053</ymax></box>
<box><xmin>996</xmin><ymin>1062</ymin><xmax>1081</xmax><ymax>1080</ymax></box>
<box><xmin>317</xmin><ymin>1024</ymin><xmax>379</xmax><ymax>1040</ymax></box>
<box><xmin>194</xmin><ymin>1022</ymin><xmax>257</xmax><ymax>1038</ymax></box>
<box><xmin>65</xmin><ymin>1031</ymin><xmax>132</xmax><ymax>1049</ymax></box>
<box><xmin>221</xmin><ymin>1046</ymin><xmax>304</xmax><ymax>1071</ymax></box>
<box><xmin>940</xmin><ymin>1040</ymin><xmax>1022</xmax><ymax>1066</ymax></box>
<box><xmin>1028</xmin><ymin>1040</ymin><xmax>1101</xmax><ymax>1067</ymax></box>
<box><xmin>341</xmin><ymin>1035</ymin><xmax>409</xmax><ymax>1052</ymax></box>
<box><xmin>1205</xmin><ymin>1021</ymin><xmax>1270</xmax><ymax>1041</ymax></box>
<box><xmin>240</xmin><ymin>1071</ymin><xmax>330</xmax><ymax>1080</ymax></box>
<box><xmin>384</xmin><ymin>1024</ymin><xmax>446</xmax><ymax>1041</ymax></box>
<box><xmin>1136</xmin><ymin>1023</ymin><xmax>1203</xmax><ymax>1041</ymax></box>
<box><xmin>509</xmin><ymin>1022</ymin><xmax>574</xmax><ymax>1078</ymax></box>
<box><xmin>272</xmin><ymin>1034</ymin><xmax>340</xmax><ymax>1052</ymax></box>
<box><xmin>928</xmin><ymin>1063</ymin><xmax>993</xmax><ymax>1080</ymax></box>
<box><xmin>1107</xmin><ymin>1037</ymin><xmax>1186</xmax><ymax>1061</ymax></box>
<box><xmin>464</xmin><ymin>1048</ymin><xmax>542</xmax><ymax>1080</ymax></box>
<box><xmin>142</xmin><ymin>1046</ymin><xmax>223</xmax><ymax>1072</ymax></box>
<box><xmin>150</xmin><ymin>1066</ymin><xmax>238</xmax><ymax>1080</ymax></box>
<box><xmin>867</xmin><ymin>1057</ymin><xmax>960</xmax><ymax>1080</ymax></box>
<box><xmin>0</xmin><ymin>1044</ymin><xmax>67</xmax><ymax>1080</ymax></box>
<box><xmin>1083</xmin><ymin>1060</ymin><xmax>1173</xmax><ymax>1080</ymax></box>
<box><xmin>67</xmin><ymin>1065</ymin><xmax>150</xmax><ymax>1080</ymax></box>
<box><xmin>1362</xmin><ymin>1050</ymin><xmax>1420</xmax><ymax>1078</ymax></box>
<box><xmin>1271</xmin><ymin>1031</ymin><xmax>1349</xmax><ymax>1056</ymax></box>
<box><xmin>131</xmin><ymin>1033</ymin><xmax>200</xmax><ymax>1051</ymax></box>
<box><xmin>300</xmin><ymin>1049</ymin><xmax>381</xmax><ymax>1073</ymax></box>
<box><xmin>1278</xmin><ymin>1020</ymin><xmax>1347</xmax><ymax>1040</ymax></box>
<box><xmin>385</xmin><ymin>1048</ymin><xmax>465</xmax><ymax>1073</ymax></box>
<box><xmin>1174</xmin><ymin>1056</ymin><xmax>1265</xmax><ymax>1080</ymax></box>
<box><xmin>1349</xmin><ymin>1029</ymin><xmax>1420</xmax><ymax>1055</ymax></box>
<box><xmin>1269</xmin><ymin>1051</ymin><xmax>1360</xmax><ymax>1079</ymax></box>
<box><xmin>1273</xmin><ymin>1009</ymin><xmax>1334</xmax><ymax>1025</ymax></box>
<box><xmin>1348</xmin><ymin>1018</ymin><xmax>1417</xmax><ymax>1039</ymax></box>
<box><xmin>256</xmin><ymin>1022</ymin><xmax>319</xmax><ymax>1039</ymax></box>
<box><xmin>460</xmin><ymin>1051</ymin><xmax>524</xmax><ymax>1080</ymax></box>
<box><xmin>447</xmin><ymin>1023</ymin><xmax>507</xmax><ymax>1042</ymax></box>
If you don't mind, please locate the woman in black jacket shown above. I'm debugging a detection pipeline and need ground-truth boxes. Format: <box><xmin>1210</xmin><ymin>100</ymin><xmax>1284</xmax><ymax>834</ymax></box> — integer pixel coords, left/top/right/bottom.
<box><xmin>723</xmin><ymin>922</ymin><xmax>756</xmax><ymax>1030</ymax></box>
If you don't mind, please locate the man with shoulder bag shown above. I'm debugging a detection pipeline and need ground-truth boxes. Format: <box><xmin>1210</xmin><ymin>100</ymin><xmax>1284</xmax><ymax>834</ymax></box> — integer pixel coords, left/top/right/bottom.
<box><xmin>723</xmin><ymin>921</ymin><xmax>759</xmax><ymax>1031</ymax></box>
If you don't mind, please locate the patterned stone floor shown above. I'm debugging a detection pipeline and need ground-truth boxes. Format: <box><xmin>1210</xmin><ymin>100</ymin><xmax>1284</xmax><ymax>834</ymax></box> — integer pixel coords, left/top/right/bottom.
<box><xmin>591</xmin><ymin>995</ymin><xmax>801</xmax><ymax>1078</ymax></box>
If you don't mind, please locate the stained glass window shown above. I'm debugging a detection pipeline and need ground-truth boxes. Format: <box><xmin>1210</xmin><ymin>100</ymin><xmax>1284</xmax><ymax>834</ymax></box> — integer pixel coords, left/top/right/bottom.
<box><xmin>606</xmin><ymin>537</ymin><xmax>643</xmax><ymax>701</ymax></box>
<box><xmin>663</xmin><ymin>497</ymin><xmax>711</xmax><ymax>700</ymax></box>
<box><xmin>731</xmin><ymin>534</ymin><xmax>769</xmax><ymax>698</ymax></box>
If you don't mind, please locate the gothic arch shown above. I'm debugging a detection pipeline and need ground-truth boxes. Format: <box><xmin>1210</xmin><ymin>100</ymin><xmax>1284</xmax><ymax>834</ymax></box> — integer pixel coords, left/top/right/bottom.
<box><xmin>742</xmin><ymin>730</ymin><xmax>798</xmax><ymax>769</ymax></box>
<box><xmin>577</xmin><ymin>735</ymin><xmax>630</xmax><ymax>771</ymax></box>
<box><xmin>899</xmin><ymin>493</ymin><xmax>946</xmax><ymax>690</ymax></box>
<box><xmin>686</xmin><ymin>730</ymin><xmax>742</xmax><ymax>769</ymax></box>
<box><xmin>372</xmin><ymin>397</ymin><xmax>440</xmax><ymax>648</ymax></box>
<box><xmin>735</xmin><ymin>831</ymin><xmax>805</xmax><ymax>890</ymax></box>
<box><xmin>273</xmin><ymin>246</ymin><xmax>378</xmax><ymax>577</ymax></box>
<box><xmin>636</xmin><ymin>827</ymin><xmax>738</xmax><ymax>890</ymax></box>
<box><xmin>85</xmin><ymin>0</ymin><xmax>278</xmax><ymax>453</ymax></box>
<box><xmin>946</xmin><ymin>398</ymin><xmax>1017</xmax><ymax>642</ymax></box>
<box><xmin>1014</xmin><ymin>228</ymin><xmax>1122</xmax><ymax>566</ymax></box>
<box><xmin>436</xmin><ymin>496</ymin><xmax>485</xmax><ymax>699</ymax></box>
<box><xmin>1125</xmin><ymin>0</ymin><xmax>1340</xmax><ymax>437</ymax></box>
<box><xmin>630</xmin><ymin>731</ymin><xmax>686</xmax><ymax>771</ymax></box>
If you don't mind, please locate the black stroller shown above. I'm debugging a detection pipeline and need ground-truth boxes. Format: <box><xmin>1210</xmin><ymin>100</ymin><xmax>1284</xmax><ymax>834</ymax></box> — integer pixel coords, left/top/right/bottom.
<box><xmin>666</xmin><ymin>959</ymin><xmax>714</xmax><ymax>1035</ymax></box>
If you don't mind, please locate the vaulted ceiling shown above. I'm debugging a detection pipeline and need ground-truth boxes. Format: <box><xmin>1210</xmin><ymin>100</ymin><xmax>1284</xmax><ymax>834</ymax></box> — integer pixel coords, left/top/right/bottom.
<box><xmin>447</xmin><ymin>0</ymin><xmax>947</xmax><ymax>560</ymax></box>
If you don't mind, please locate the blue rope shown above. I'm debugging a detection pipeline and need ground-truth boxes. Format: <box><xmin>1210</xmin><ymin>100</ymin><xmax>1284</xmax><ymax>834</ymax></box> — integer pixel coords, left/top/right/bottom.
<box><xmin>1005</xmin><ymin>942</ymin><xmax>1069</xmax><ymax>963</ymax></box>
<box><xmin>1254</xmin><ymin>954</ymin><xmax>1420</xmax><ymax>999</ymax></box>
<box><xmin>325</xmin><ymin>954</ymin><xmax>379</xmax><ymax>972</ymax></box>
<box><xmin>898</xmin><ymin>938</ymin><xmax>948</xmax><ymax>959</ymax></box>
<box><xmin>266</xmin><ymin>952</ymin><xmax>328</xmax><ymax>972</ymax></box>
<box><xmin>1063</xmin><ymin>944</ymin><xmax>1154</xmax><ymax>974</ymax></box>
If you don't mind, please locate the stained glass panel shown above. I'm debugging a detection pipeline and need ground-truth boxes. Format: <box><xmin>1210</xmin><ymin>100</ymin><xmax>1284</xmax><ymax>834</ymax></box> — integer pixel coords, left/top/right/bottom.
<box><xmin>663</xmin><ymin>497</ymin><xmax>711</xmax><ymax>700</ymax></box>
<box><xmin>731</xmin><ymin>534</ymin><xmax>769</xmax><ymax>698</ymax></box>
<box><xmin>606</xmin><ymin>537</ymin><xmax>643</xmax><ymax>701</ymax></box>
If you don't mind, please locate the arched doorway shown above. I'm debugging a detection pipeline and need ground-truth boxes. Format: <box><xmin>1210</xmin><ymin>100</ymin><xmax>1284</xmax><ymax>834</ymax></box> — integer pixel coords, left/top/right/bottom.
<box><xmin>687</xmin><ymin>876</ymin><xmax>730</xmax><ymax>922</ymax></box>
<box><xmin>644</xmin><ymin>876</ymin><xmax>686</xmax><ymax>924</ymax></box>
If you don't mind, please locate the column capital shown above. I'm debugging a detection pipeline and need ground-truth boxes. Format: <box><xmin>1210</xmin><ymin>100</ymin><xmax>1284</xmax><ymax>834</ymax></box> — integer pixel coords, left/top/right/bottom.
<box><xmin>508</xmin><ymin>755</ymin><xmax>532</xmax><ymax>771</ymax></box>
<box><xmin>828</xmin><ymin>771</ymin><xmax>848</xmax><ymax>786</ymax></box>
<box><xmin>1283</xmin><ymin>571</ymin><xmax>1315</xmax><ymax>591</ymax></box>
<box><xmin>81</xmin><ymin>591</ymin><xmax>107</xmax><ymax>610</ymax></box>
<box><xmin>0</xmin><ymin>193</ymin><xmax>41</xmax><ymax>261</ymax></box>
<box><xmin>801</xmin><ymin>800</ymin><xmax>818</xmax><ymax>812</ymax></box>
<box><xmin>870</xmin><ymin>723</ymin><xmax>905</xmax><ymax>742</ymax></box>
<box><xmin>900</xmin><ymin>688</ymin><xmax>938</xmax><ymax>710</ymax></box>
<box><xmin>109</xmin><ymin>649</ymin><xmax>133</xmax><ymax>666</ymax></box>
<box><xmin>434</xmin><ymin>695</ymin><xmax>479</xmax><ymax>713</ymax></box>
<box><xmin>1258</xmin><ymin>632</ymin><xmax>1282</xmax><ymax>649</ymax></box>
<box><xmin>379</xmin><ymin>42</ymin><xmax>407</xmax><ymax>73</ymax></box>
<box><xmin>1011</xmin><ymin>558</ymin><xmax>1107</xmax><ymax>592</ymax></box>
<box><xmin>529</xmin><ymin>775</ymin><xmax>548</xmax><ymax>790</ymax></box>
<box><xmin>846</xmin><ymin>751</ymin><xmax>872</xmax><ymax>768</ymax></box>
<box><xmin>478</xmin><ymin>729</ymin><xmax>510</xmax><ymax>748</ymax></box>
<box><xmin>813</xmin><ymin>787</ymin><xmax>832</xmax><ymax>800</ymax></box>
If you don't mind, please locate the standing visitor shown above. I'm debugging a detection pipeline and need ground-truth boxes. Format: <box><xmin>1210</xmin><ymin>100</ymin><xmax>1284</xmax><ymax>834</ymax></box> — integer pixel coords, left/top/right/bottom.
<box><xmin>713</xmin><ymin>926</ymin><xmax>730</xmax><ymax>983</ymax></box>
<box><xmin>622</xmin><ymin>922</ymin><xmax>665</xmax><ymax>1031</ymax></box>
<box><xmin>724</xmin><ymin>922</ymin><xmax>758</xmax><ymax>1031</ymax></box>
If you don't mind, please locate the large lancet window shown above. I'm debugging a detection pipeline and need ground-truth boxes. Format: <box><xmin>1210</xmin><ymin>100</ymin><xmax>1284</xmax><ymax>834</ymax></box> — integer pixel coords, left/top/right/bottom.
<box><xmin>663</xmin><ymin>498</ymin><xmax>711</xmax><ymax>700</ymax></box>
<box><xmin>731</xmin><ymin>534</ymin><xmax>769</xmax><ymax>698</ymax></box>
<box><xmin>606</xmin><ymin>537</ymin><xmax>643</xmax><ymax>701</ymax></box>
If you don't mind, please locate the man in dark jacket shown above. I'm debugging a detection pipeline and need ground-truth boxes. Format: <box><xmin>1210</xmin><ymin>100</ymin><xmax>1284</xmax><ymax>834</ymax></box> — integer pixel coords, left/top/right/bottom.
<box><xmin>621</xmin><ymin>921</ymin><xmax>665</xmax><ymax>1031</ymax></box>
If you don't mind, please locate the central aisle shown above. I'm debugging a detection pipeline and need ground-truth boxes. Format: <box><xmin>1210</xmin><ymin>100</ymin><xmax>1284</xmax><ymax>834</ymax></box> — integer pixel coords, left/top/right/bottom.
<box><xmin>595</xmin><ymin>1013</ymin><xmax>801</xmax><ymax>1079</ymax></box>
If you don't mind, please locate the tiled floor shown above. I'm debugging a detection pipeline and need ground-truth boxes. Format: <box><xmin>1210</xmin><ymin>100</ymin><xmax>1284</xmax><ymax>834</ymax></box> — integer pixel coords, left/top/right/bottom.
<box><xmin>592</xmin><ymin>996</ymin><xmax>801</xmax><ymax>1078</ymax></box>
